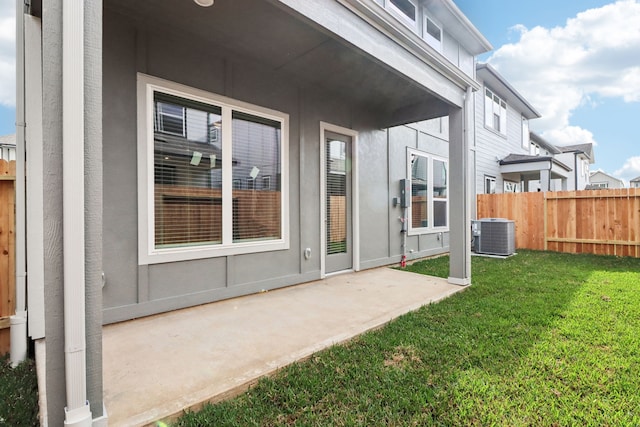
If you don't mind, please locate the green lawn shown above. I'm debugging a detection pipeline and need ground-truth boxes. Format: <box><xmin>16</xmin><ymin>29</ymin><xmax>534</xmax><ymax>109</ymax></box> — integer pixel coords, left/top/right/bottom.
<box><xmin>0</xmin><ymin>355</ymin><xmax>39</xmax><ymax>426</ymax></box>
<box><xmin>175</xmin><ymin>250</ymin><xmax>640</xmax><ymax>426</ymax></box>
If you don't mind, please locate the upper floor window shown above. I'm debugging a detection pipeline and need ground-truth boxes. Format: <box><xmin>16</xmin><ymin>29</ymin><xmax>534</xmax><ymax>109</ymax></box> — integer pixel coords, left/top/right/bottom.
<box><xmin>521</xmin><ymin>116</ymin><xmax>529</xmax><ymax>149</ymax></box>
<box><xmin>387</xmin><ymin>0</ymin><xmax>418</xmax><ymax>26</ymax></box>
<box><xmin>423</xmin><ymin>16</ymin><xmax>442</xmax><ymax>51</ymax></box>
<box><xmin>484</xmin><ymin>88</ymin><xmax>507</xmax><ymax>136</ymax></box>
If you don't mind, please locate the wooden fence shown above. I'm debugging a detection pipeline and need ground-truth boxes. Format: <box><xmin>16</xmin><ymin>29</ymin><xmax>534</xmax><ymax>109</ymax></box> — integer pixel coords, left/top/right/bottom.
<box><xmin>0</xmin><ymin>160</ymin><xmax>15</xmax><ymax>355</ymax></box>
<box><xmin>477</xmin><ymin>188</ymin><xmax>640</xmax><ymax>258</ymax></box>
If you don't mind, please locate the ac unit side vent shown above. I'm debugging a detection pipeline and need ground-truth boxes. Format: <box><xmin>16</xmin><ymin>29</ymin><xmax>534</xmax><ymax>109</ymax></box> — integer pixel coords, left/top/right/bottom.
<box><xmin>472</xmin><ymin>218</ymin><xmax>515</xmax><ymax>256</ymax></box>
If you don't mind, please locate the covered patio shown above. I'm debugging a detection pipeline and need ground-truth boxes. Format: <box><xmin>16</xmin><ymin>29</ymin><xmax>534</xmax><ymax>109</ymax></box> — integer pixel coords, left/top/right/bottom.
<box><xmin>102</xmin><ymin>267</ymin><xmax>463</xmax><ymax>426</ymax></box>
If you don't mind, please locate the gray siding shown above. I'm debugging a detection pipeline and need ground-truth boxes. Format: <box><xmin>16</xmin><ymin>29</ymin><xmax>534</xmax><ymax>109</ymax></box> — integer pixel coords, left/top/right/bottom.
<box><xmin>102</xmin><ymin>10</ymin><xmax>451</xmax><ymax>323</ymax></box>
<box><xmin>474</xmin><ymin>76</ymin><xmax>530</xmax><ymax>194</ymax></box>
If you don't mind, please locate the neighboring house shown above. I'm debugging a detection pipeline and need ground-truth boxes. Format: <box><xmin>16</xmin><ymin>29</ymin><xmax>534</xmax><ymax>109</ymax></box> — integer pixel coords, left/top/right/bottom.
<box><xmin>589</xmin><ymin>170</ymin><xmax>625</xmax><ymax>189</ymax></box>
<box><xmin>15</xmin><ymin>0</ymin><xmax>491</xmax><ymax>424</ymax></box>
<box><xmin>631</xmin><ymin>176</ymin><xmax>640</xmax><ymax>188</ymax></box>
<box><xmin>552</xmin><ymin>143</ymin><xmax>595</xmax><ymax>191</ymax></box>
<box><xmin>473</xmin><ymin>63</ymin><xmax>571</xmax><ymax>194</ymax></box>
<box><xmin>0</xmin><ymin>134</ymin><xmax>16</xmax><ymax>161</ymax></box>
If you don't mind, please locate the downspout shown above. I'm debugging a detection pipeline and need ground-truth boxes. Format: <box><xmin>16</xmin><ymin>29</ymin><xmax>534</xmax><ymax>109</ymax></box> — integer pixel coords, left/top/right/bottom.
<box><xmin>11</xmin><ymin>0</ymin><xmax>28</xmax><ymax>367</ymax></box>
<box><xmin>62</xmin><ymin>0</ymin><xmax>92</xmax><ymax>425</ymax></box>
<box><xmin>574</xmin><ymin>154</ymin><xmax>578</xmax><ymax>191</ymax></box>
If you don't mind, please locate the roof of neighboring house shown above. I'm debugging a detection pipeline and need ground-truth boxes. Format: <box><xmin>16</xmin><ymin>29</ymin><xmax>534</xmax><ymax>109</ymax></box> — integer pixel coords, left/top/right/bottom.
<box><xmin>476</xmin><ymin>63</ymin><xmax>541</xmax><ymax>120</ymax></box>
<box><xmin>529</xmin><ymin>132</ymin><xmax>561</xmax><ymax>155</ymax></box>
<box><xmin>590</xmin><ymin>170</ymin><xmax>625</xmax><ymax>184</ymax></box>
<box><xmin>499</xmin><ymin>153</ymin><xmax>571</xmax><ymax>171</ymax></box>
<box><xmin>0</xmin><ymin>134</ymin><xmax>16</xmax><ymax>146</ymax></box>
<box><xmin>557</xmin><ymin>143</ymin><xmax>595</xmax><ymax>163</ymax></box>
<box><xmin>631</xmin><ymin>176</ymin><xmax>640</xmax><ymax>183</ymax></box>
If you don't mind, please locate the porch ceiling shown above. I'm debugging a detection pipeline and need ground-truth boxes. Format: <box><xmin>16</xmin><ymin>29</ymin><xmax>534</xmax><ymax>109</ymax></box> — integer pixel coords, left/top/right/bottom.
<box><xmin>105</xmin><ymin>0</ymin><xmax>448</xmax><ymax>126</ymax></box>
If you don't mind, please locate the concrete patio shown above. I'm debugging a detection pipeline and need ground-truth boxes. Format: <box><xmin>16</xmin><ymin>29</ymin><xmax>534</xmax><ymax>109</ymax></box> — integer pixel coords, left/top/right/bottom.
<box><xmin>102</xmin><ymin>266</ymin><xmax>465</xmax><ymax>426</ymax></box>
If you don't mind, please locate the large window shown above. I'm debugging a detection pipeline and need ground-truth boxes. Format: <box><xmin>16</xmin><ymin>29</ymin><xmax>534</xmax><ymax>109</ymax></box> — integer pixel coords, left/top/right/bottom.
<box><xmin>407</xmin><ymin>149</ymin><xmax>448</xmax><ymax>233</ymax></box>
<box><xmin>137</xmin><ymin>74</ymin><xmax>289</xmax><ymax>264</ymax></box>
<box><xmin>485</xmin><ymin>88</ymin><xmax>507</xmax><ymax>136</ymax></box>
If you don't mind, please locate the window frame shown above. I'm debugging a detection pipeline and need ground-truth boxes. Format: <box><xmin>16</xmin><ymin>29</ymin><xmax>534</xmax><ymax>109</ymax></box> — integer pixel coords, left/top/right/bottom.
<box><xmin>423</xmin><ymin>15</ymin><xmax>443</xmax><ymax>51</ymax></box>
<box><xmin>406</xmin><ymin>148</ymin><xmax>449</xmax><ymax>235</ymax></box>
<box><xmin>137</xmin><ymin>73</ymin><xmax>289</xmax><ymax>265</ymax></box>
<box><xmin>521</xmin><ymin>116</ymin><xmax>529</xmax><ymax>149</ymax></box>
<box><xmin>386</xmin><ymin>0</ymin><xmax>419</xmax><ymax>28</ymax></box>
<box><xmin>484</xmin><ymin>88</ymin><xmax>507</xmax><ymax>136</ymax></box>
<box><xmin>485</xmin><ymin>175</ymin><xmax>496</xmax><ymax>194</ymax></box>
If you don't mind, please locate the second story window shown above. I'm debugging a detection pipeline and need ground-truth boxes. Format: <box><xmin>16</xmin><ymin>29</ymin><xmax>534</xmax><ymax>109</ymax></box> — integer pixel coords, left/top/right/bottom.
<box><xmin>521</xmin><ymin>116</ymin><xmax>529</xmax><ymax>149</ymax></box>
<box><xmin>387</xmin><ymin>0</ymin><xmax>418</xmax><ymax>26</ymax></box>
<box><xmin>484</xmin><ymin>88</ymin><xmax>507</xmax><ymax>136</ymax></box>
<box><xmin>424</xmin><ymin>16</ymin><xmax>442</xmax><ymax>51</ymax></box>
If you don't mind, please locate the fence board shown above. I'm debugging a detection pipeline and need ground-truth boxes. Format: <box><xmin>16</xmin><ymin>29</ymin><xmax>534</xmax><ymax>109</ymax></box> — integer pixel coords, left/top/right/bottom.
<box><xmin>0</xmin><ymin>160</ymin><xmax>15</xmax><ymax>355</ymax></box>
<box><xmin>477</xmin><ymin>188</ymin><xmax>640</xmax><ymax>258</ymax></box>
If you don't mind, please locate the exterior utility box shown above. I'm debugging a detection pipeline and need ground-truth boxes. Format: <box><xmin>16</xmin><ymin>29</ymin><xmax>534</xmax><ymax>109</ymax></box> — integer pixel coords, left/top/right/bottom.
<box><xmin>472</xmin><ymin>218</ymin><xmax>515</xmax><ymax>256</ymax></box>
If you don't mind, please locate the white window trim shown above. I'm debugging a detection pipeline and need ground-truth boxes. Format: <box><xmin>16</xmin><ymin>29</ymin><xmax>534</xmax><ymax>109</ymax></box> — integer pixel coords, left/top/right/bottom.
<box><xmin>484</xmin><ymin>87</ymin><xmax>507</xmax><ymax>137</ymax></box>
<box><xmin>136</xmin><ymin>73</ymin><xmax>289</xmax><ymax>265</ymax></box>
<box><xmin>386</xmin><ymin>0</ymin><xmax>419</xmax><ymax>28</ymax></box>
<box><xmin>406</xmin><ymin>148</ymin><xmax>449</xmax><ymax>235</ymax></box>
<box><xmin>521</xmin><ymin>116</ymin><xmax>529</xmax><ymax>149</ymax></box>
<box><xmin>423</xmin><ymin>15</ymin><xmax>442</xmax><ymax>52</ymax></box>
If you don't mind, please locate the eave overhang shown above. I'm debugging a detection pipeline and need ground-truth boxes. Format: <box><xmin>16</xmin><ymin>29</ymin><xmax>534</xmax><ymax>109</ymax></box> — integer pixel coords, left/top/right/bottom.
<box><xmin>477</xmin><ymin>63</ymin><xmax>540</xmax><ymax>120</ymax></box>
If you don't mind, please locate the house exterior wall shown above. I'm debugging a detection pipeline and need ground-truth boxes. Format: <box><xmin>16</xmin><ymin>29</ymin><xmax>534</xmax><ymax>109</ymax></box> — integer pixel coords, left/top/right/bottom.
<box><xmin>590</xmin><ymin>171</ymin><xmax>625</xmax><ymax>189</ymax></box>
<box><xmin>552</xmin><ymin>152</ymin><xmax>590</xmax><ymax>191</ymax></box>
<box><xmin>473</xmin><ymin>76</ymin><xmax>529</xmax><ymax>194</ymax></box>
<box><xmin>102</xmin><ymin>10</ymin><xmax>454</xmax><ymax>323</ymax></box>
<box><xmin>369</xmin><ymin>0</ymin><xmax>475</xmax><ymax>78</ymax></box>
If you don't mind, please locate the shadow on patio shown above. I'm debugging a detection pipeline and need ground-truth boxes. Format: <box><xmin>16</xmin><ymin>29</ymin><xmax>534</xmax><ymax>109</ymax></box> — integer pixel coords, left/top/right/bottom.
<box><xmin>102</xmin><ymin>267</ymin><xmax>463</xmax><ymax>426</ymax></box>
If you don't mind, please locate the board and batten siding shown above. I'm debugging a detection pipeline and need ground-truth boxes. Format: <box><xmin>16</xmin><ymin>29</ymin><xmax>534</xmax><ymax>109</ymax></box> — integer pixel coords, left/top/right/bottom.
<box><xmin>101</xmin><ymin>9</ymin><xmax>456</xmax><ymax>324</ymax></box>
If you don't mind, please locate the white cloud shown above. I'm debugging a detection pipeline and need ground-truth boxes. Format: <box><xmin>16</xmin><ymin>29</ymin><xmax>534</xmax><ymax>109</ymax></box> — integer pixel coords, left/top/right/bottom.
<box><xmin>0</xmin><ymin>0</ymin><xmax>16</xmax><ymax>107</ymax></box>
<box><xmin>487</xmin><ymin>0</ymin><xmax>640</xmax><ymax>146</ymax></box>
<box><xmin>614</xmin><ymin>156</ymin><xmax>640</xmax><ymax>180</ymax></box>
<box><xmin>541</xmin><ymin>126</ymin><xmax>597</xmax><ymax>147</ymax></box>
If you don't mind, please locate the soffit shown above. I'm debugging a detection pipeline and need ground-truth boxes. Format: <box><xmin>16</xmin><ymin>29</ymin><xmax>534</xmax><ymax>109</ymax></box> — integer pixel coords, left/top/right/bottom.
<box><xmin>105</xmin><ymin>0</ymin><xmax>448</xmax><ymax>124</ymax></box>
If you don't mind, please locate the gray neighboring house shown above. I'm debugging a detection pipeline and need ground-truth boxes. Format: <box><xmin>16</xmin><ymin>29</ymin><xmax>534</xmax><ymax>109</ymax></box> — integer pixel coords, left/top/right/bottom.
<box><xmin>0</xmin><ymin>134</ymin><xmax>16</xmax><ymax>161</ymax></box>
<box><xmin>15</xmin><ymin>0</ymin><xmax>491</xmax><ymax>424</ymax></box>
<box><xmin>473</xmin><ymin>63</ymin><xmax>570</xmax><ymax>194</ymax></box>
<box><xmin>631</xmin><ymin>176</ymin><xmax>640</xmax><ymax>188</ymax></box>
<box><xmin>552</xmin><ymin>143</ymin><xmax>595</xmax><ymax>191</ymax></box>
<box><xmin>589</xmin><ymin>170</ymin><xmax>626</xmax><ymax>189</ymax></box>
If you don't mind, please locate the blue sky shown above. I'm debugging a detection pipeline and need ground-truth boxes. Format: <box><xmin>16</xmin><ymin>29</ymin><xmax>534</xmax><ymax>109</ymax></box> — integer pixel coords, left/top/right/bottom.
<box><xmin>1</xmin><ymin>1</ymin><xmax>639</xmax><ymax>181</ymax></box>
<box><xmin>455</xmin><ymin>0</ymin><xmax>640</xmax><ymax>182</ymax></box>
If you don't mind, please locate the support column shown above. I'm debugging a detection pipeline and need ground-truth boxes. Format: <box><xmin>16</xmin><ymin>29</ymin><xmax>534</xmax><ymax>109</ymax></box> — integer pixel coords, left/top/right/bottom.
<box><xmin>448</xmin><ymin>89</ymin><xmax>472</xmax><ymax>286</ymax></box>
<box><xmin>540</xmin><ymin>169</ymin><xmax>550</xmax><ymax>192</ymax></box>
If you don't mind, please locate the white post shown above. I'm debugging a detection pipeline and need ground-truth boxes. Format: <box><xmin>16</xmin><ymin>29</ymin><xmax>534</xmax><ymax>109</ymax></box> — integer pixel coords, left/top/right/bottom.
<box><xmin>448</xmin><ymin>87</ymin><xmax>472</xmax><ymax>286</ymax></box>
<box><xmin>62</xmin><ymin>0</ymin><xmax>92</xmax><ymax>425</ymax></box>
<box><xmin>11</xmin><ymin>0</ymin><xmax>28</xmax><ymax>368</ymax></box>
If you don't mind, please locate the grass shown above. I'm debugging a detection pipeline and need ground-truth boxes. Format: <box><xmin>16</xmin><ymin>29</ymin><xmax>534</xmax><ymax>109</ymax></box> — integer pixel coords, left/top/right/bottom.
<box><xmin>175</xmin><ymin>250</ymin><xmax>640</xmax><ymax>426</ymax></box>
<box><xmin>0</xmin><ymin>354</ymin><xmax>39</xmax><ymax>426</ymax></box>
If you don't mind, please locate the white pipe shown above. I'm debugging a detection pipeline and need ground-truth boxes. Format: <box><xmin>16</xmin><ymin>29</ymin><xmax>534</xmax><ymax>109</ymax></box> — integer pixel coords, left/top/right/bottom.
<box><xmin>62</xmin><ymin>0</ymin><xmax>92</xmax><ymax>425</ymax></box>
<box><xmin>11</xmin><ymin>0</ymin><xmax>28</xmax><ymax>368</ymax></box>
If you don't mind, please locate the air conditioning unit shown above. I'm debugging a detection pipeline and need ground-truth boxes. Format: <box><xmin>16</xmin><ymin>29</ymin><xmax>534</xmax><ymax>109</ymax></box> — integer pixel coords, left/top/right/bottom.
<box><xmin>472</xmin><ymin>218</ymin><xmax>515</xmax><ymax>256</ymax></box>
